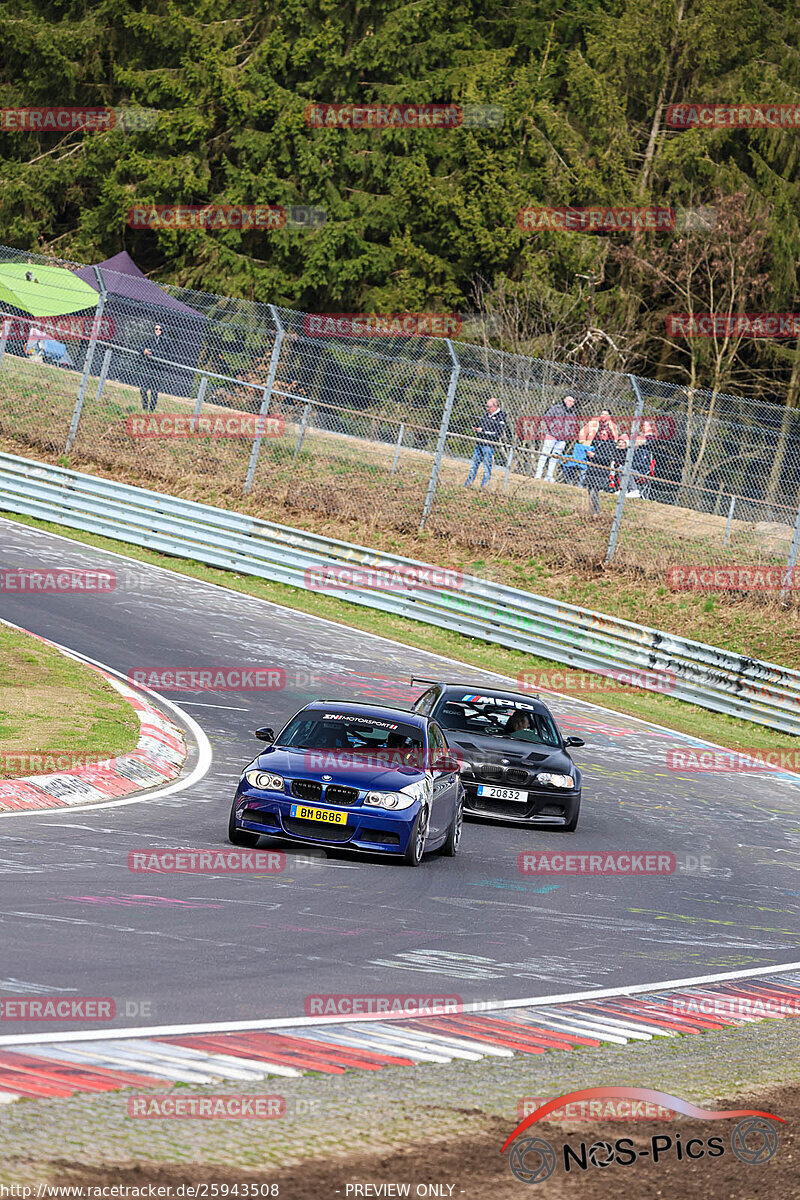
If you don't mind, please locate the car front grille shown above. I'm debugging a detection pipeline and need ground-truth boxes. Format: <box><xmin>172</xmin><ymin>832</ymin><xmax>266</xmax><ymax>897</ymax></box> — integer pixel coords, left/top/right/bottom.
<box><xmin>324</xmin><ymin>784</ymin><xmax>359</xmax><ymax>806</ymax></box>
<box><xmin>291</xmin><ymin>779</ymin><xmax>323</xmax><ymax>802</ymax></box>
<box><xmin>283</xmin><ymin>817</ymin><xmax>352</xmax><ymax>842</ymax></box>
<box><xmin>473</xmin><ymin>763</ymin><xmax>532</xmax><ymax>786</ymax></box>
<box><xmin>475</xmin><ymin>763</ymin><xmax>505</xmax><ymax>783</ymax></box>
<box><xmin>469</xmin><ymin>796</ymin><xmax>534</xmax><ymax>819</ymax></box>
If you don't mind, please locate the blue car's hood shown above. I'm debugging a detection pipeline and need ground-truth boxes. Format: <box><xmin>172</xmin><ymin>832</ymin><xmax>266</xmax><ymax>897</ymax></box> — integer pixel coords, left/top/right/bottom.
<box><xmin>247</xmin><ymin>745</ymin><xmax>427</xmax><ymax>791</ymax></box>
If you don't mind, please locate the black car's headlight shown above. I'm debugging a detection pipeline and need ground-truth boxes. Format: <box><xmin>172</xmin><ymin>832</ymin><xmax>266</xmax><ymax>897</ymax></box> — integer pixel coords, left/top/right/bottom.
<box><xmin>535</xmin><ymin>772</ymin><xmax>575</xmax><ymax>789</ymax></box>
<box><xmin>244</xmin><ymin>769</ymin><xmax>285</xmax><ymax>791</ymax></box>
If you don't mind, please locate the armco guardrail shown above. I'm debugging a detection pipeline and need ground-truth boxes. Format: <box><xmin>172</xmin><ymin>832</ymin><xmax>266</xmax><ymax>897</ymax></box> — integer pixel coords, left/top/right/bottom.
<box><xmin>1</xmin><ymin>450</ymin><xmax>799</xmax><ymax>735</ymax></box>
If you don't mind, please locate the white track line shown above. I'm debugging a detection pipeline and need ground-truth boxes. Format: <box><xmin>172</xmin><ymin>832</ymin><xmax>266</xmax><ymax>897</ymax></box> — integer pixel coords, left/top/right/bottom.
<box><xmin>0</xmin><ymin>616</ymin><xmax>212</xmax><ymax>817</ymax></box>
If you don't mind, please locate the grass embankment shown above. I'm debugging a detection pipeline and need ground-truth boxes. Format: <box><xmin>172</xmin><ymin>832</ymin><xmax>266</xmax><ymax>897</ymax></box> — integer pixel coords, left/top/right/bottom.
<box><xmin>2</xmin><ymin>513</ymin><xmax>797</xmax><ymax>754</ymax></box>
<box><xmin>0</xmin><ymin>350</ymin><xmax>795</xmax><ymax>593</ymax></box>
<box><xmin>0</xmin><ymin>623</ymin><xmax>140</xmax><ymax>776</ymax></box>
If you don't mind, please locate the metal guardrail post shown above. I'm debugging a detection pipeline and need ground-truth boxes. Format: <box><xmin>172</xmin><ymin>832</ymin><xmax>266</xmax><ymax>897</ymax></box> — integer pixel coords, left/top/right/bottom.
<box><xmin>420</xmin><ymin>339</ymin><xmax>460</xmax><ymax>530</ymax></box>
<box><xmin>66</xmin><ymin>266</ymin><xmax>106</xmax><ymax>454</ymax></box>
<box><xmin>723</xmin><ymin>495</ymin><xmax>736</xmax><ymax>546</ymax></box>
<box><xmin>244</xmin><ymin>305</ymin><xmax>284</xmax><ymax>495</ymax></box>
<box><xmin>95</xmin><ymin>348</ymin><xmax>112</xmax><ymax>401</ymax></box>
<box><xmin>781</xmin><ymin>499</ymin><xmax>800</xmax><ymax>603</ymax></box>
<box><xmin>293</xmin><ymin>402</ymin><xmax>311</xmax><ymax>463</ymax></box>
<box><xmin>390</xmin><ymin>423</ymin><xmax>405</xmax><ymax>476</ymax></box>
<box><xmin>605</xmin><ymin>374</ymin><xmax>645</xmax><ymax>563</ymax></box>
<box><xmin>192</xmin><ymin>375</ymin><xmax>208</xmax><ymax>426</ymax></box>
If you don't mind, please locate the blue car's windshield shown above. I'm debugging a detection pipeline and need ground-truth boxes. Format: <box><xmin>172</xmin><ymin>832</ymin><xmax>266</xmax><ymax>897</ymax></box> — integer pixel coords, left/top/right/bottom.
<box><xmin>278</xmin><ymin>712</ymin><xmax>424</xmax><ymax>753</ymax></box>
<box><xmin>434</xmin><ymin>694</ymin><xmax>560</xmax><ymax>747</ymax></box>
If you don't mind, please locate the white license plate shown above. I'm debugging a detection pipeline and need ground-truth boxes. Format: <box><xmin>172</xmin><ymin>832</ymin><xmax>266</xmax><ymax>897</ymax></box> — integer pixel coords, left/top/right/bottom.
<box><xmin>476</xmin><ymin>784</ymin><xmax>528</xmax><ymax>802</ymax></box>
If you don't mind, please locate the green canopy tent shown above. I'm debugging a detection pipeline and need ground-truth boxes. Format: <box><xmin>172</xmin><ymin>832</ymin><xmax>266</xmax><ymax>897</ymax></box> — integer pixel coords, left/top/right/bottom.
<box><xmin>0</xmin><ymin>262</ymin><xmax>100</xmax><ymax>318</ymax></box>
<box><xmin>0</xmin><ymin>262</ymin><xmax>100</xmax><ymax>367</ymax></box>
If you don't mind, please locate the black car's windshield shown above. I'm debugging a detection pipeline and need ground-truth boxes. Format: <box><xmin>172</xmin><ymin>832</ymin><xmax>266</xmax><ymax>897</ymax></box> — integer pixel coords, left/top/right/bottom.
<box><xmin>278</xmin><ymin>712</ymin><xmax>424</xmax><ymax>752</ymax></box>
<box><xmin>434</xmin><ymin>693</ymin><xmax>561</xmax><ymax>747</ymax></box>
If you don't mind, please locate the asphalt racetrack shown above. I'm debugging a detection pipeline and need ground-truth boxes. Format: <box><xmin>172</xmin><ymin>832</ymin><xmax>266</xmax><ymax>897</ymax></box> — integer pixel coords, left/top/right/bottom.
<box><xmin>2</xmin><ymin>517</ymin><xmax>800</xmax><ymax>1034</ymax></box>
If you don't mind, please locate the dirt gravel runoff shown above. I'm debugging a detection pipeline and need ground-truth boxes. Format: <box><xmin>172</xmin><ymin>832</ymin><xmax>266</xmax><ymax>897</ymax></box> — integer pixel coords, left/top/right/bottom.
<box><xmin>2</xmin><ymin>1018</ymin><xmax>800</xmax><ymax>1199</ymax></box>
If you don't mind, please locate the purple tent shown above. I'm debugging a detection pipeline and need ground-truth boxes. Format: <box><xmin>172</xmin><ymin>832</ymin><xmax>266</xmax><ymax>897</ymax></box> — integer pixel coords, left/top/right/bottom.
<box><xmin>75</xmin><ymin>251</ymin><xmax>206</xmax><ymax>396</ymax></box>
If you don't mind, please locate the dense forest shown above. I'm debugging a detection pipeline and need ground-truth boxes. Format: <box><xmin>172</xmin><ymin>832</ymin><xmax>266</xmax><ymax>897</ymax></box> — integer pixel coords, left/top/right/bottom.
<box><xmin>2</xmin><ymin>0</ymin><xmax>800</xmax><ymax>403</ymax></box>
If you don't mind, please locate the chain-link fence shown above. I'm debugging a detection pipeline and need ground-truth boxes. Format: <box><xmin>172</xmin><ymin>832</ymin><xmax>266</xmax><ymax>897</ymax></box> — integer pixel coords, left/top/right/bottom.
<box><xmin>1</xmin><ymin>241</ymin><xmax>800</xmax><ymax>600</ymax></box>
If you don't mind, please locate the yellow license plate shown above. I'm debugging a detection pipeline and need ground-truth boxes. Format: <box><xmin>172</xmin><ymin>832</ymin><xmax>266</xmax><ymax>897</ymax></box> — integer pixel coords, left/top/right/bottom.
<box><xmin>290</xmin><ymin>804</ymin><xmax>349</xmax><ymax>825</ymax></box>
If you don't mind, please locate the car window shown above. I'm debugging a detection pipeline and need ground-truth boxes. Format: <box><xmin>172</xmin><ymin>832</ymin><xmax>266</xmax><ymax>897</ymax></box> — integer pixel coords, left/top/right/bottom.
<box><xmin>433</xmin><ymin>693</ymin><xmax>560</xmax><ymax>747</ymax></box>
<box><xmin>428</xmin><ymin>722</ymin><xmax>446</xmax><ymax>752</ymax></box>
<box><xmin>277</xmin><ymin>712</ymin><xmax>423</xmax><ymax>752</ymax></box>
<box><xmin>415</xmin><ymin>687</ymin><xmax>438</xmax><ymax>716</ymax></box>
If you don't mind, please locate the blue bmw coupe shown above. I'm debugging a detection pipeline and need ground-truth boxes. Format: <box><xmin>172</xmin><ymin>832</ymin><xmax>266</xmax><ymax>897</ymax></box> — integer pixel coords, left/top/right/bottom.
<box><xmin>228</xmin><ymin>701</ymin><xmax>464</xmax><ymax>866</ymax></box>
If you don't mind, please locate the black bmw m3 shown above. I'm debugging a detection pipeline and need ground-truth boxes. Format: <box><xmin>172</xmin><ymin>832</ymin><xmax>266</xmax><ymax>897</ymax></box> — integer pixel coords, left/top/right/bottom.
<box><xmin>411</xmin><ymin>680</ymin><xmax>584</xmax><ymax>831</ymax></box>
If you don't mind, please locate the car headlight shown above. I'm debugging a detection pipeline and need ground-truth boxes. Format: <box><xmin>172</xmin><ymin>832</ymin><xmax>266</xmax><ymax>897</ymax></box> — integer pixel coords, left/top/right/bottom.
<box><xmin>244</xmin><ymin>770</ymin><xmax>285</xmax><ymax>792</ymax></box>
<box><xmin>364</xmin><ymin>785</ymin><xmax>421</xmax><ymax>811</ymax></box>
<box><xmin>535</xmin><ymin>772</ymin><xmax>575</xmax><ymax>789</ymax></box>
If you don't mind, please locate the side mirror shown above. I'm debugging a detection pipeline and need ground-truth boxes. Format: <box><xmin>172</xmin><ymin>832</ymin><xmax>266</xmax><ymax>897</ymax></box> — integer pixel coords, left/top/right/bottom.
<box><xmin>255</xmin><ymin>727</ymin><xmax>275</xmax><ymax>743</ymax></box>
<box><xmin>433</xmin><ymin>751</ymin><xmax>461</xmax><ymax>773</ymax></box>
<box><xmin>564</xmin><ymin>736</ymin><xmax>585</xmax><ymax>748</ymax></box>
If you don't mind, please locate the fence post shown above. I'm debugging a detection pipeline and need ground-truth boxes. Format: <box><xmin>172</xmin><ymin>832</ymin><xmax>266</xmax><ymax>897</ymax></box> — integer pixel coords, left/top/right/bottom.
<box><xmin>0</xmin><ymin>318</ymin><xmax>8</xmax><ymax>365</ymax></box>
<box><xmin>390</xmin><ymin>422</ymin><xmax>405</xmax><ymax>476</ymax></box>
<box><xmin>65</xmin><ymin>265</ymin><xmax>106</xmax><ymax>454</ymax></box>
<box><xmin>420</xmin><ymin>339</ymin><xmax>460</xmax><ymax>531</ymax></box>
<box><xmin>502</xmin><ymin>444</ymin><xmax>514</xmax><ymax>493</ymax></box>
<box><xmin>605</xmin><ymin>374</ymin><xmax>645</xmax><ymax>563</ymax></box>
<box><xmin>723</xmin><ymin>495</ymin><xmax>736</xmax><ymax>546</ymax></box>
<box><xmin>95</xmin><ymin>348</ymin><xmax>112</xmax><ymax>401</ymax></box>
<box><xmin>781</xmin><ymin>499</ymin><xmax>800</xmax><ymax>603</ymax></box>
<box><xmin>293</xmin><ymin>402</ymin><xmax>311</xmax><ymax>462</ymax></box>
<box><xmin>244</xmin><ymin>305</ymin><xmax>284</xmax><ymax>495</ymax></box>
<box><xmin>192</xmin><ymin>375</ymin><xmax>208</xmax><ymax>427</ymax></box>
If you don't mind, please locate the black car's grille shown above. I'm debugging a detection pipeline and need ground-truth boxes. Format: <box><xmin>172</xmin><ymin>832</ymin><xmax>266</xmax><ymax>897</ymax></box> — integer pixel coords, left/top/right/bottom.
<box><xmin>475</xmin><ymin>763</ymin><xmax>505</xmax><ymax>782</ymax></box>
<box><xmin>473</xmin><ymin>762</ymin><xmax>532</xmax><ymax>786</ymax></box>
<box><xmin>291</xmin><ymin>779</ymin><xmax>323</xmax><ymax>802</ymax></box>
<box><xmin>283</xmin><ymin>817</ymin><xmax>352</xmax><ymax>842</ymax></box>
<box><xmin>324</xmin><ymin>784</ymin><xmax>359</xmax><ymax>806</ymax></box>
<box><xmin>505</xmin><ymin>768</ymin><xmax>529</xmax><ymax>786</ymax></box>
<box><xmin>471</xmin><ymin>796</ymin><xmax>534</xmax><ymax>819</ymax></box>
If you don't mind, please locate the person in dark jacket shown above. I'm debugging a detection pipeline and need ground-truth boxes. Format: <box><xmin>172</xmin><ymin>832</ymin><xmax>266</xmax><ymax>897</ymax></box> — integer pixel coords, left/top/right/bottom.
<box><xmin>584</xmin><ymin>430</ymin><xmax>618</xmax><ymax>516</ymax></box>
<box><xmin>138</xmin><ymin>322</ymin><xmax>173</xmax><ymax>412</ymax></box>
<box><xmin>535</xmin><ymin>394</ymin><xmax>578</xmax><ymax>481</ymax></box>
<box><xmin>464</xmin><ymin>396</ymin><xmax>507</xmax><ymax>487</ymax></box>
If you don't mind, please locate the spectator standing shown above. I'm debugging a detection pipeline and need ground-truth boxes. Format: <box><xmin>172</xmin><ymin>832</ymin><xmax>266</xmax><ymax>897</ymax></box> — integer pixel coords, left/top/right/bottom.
<box><xmin>583</xmin><ymin>428</ymin><xmax>618</xmax><ymax>517</ymax></box>
<box><xmin>138</xmin><ymin>322</ymin><xmax>173</xmax><ymax>412</ymax></box>
<box><xmin>464</xmin><ymin>396</ymin><xmax>507</xmax><ymax>488</ymax></box>
<box><xmin>565</xmin><ymin>407</ymin><xmax>618</xmax><ymax>485</ymax></box>
<box><xmin>535</xmin><ymin>394</ymin><xmax>578</xmax><ymax>482</ymax></box>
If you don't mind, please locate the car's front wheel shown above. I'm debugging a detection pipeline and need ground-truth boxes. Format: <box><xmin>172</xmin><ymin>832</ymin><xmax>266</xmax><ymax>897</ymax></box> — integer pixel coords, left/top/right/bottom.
<box><xmin>228</xmin><ymin>802</ymin><xmax>261</xmax><ymax>847</ymax></box>
<box><xmin>403</xmin><ymin>805</ymin><xmax>429</xmax><ymax>866</ymax></box>
<box><xmin>440</xmin><ymin>794</ymin><xmax>464</xmax><ymax>857</ymax></box>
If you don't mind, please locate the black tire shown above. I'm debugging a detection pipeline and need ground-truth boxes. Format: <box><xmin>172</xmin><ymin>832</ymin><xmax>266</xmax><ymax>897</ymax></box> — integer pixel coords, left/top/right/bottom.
<box><xmin>562</xmin><ymin>799</ymin><xmax>581</xmax><ymax>833</ymax></box>
<box><xmin>440</xmin><ymin>794</ymin><xmax>464</xmax><ymax>857</ymax></box>
<box><xmin>228</xmin><ymin>802</ymin><xmax>261</xmax><ymax>847</ymax></box>
<box><xmin>403</xmin><ymin>805</ymin><xmax>429</xmax><ymax>866</ymax></box>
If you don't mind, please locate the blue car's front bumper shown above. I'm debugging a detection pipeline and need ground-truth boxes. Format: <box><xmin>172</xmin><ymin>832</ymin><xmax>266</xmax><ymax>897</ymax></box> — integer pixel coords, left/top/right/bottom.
<box><xmin>232</xmin><ymin>782</ymin><xmax>422</xmax><ymax>855</ymax></box>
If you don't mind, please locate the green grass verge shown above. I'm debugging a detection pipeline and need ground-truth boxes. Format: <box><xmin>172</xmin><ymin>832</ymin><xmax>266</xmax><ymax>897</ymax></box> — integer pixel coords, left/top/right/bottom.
<box><xmin>0</xmin><ymin>622</ymin><xmax>140</xmax><ymax>775</ymax></box>
<box><xmin>3</xmin><ymin>510</ymin><xmax>797</xmax><ymax>753</ymax></box>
